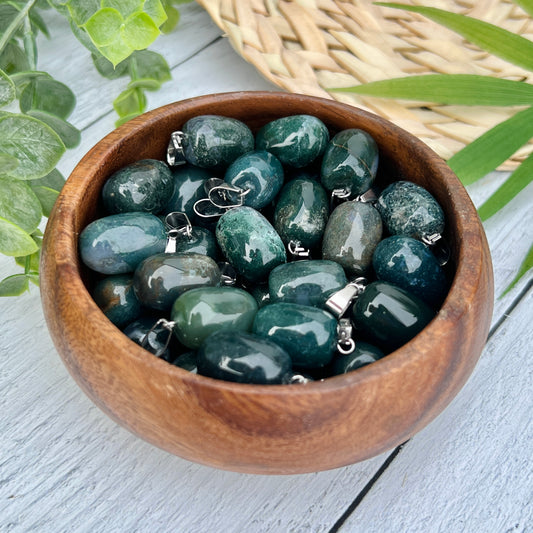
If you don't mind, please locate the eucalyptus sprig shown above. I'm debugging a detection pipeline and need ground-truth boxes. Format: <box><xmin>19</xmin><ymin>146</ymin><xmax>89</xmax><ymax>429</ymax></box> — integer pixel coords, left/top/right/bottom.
<box><xmin>331</xmin><ymin>1</ymin><xmax>533</xmax><ymax>295</ymax></box>
<box><xmin>0</xmin><ymin>0</ymin><xmax>189</xmax><ymax>297</ymax></box>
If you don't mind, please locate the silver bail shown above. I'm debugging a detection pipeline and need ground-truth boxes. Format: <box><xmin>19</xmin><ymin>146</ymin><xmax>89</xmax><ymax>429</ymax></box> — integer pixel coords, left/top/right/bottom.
<box><xmin>421</xmin><ymin>233</ymin><xmax>450</xmax><ymax>266</ymax></box>
<box><xmin>164</xmin><ymin>211</ymin><xmax>192</xmax><ymax>253</ymax></box>
<box><xmin>325</xmin><ymin>277</ymin><xmax>367</xmax><ymax>318</ymax></box>
<box><xmin>288</xmin><ymin>240</ymin><xmax>311</xmax><ymax>259</ymax></box>
<box><xmin>337</xmin><ymin>318</ymin><xmax>356</xmax><ymax>355</ymax></box>
<box><xmin>167</xmin><ymin>131</ymin><xmax>186</xmax><ymax>166</ymax></box>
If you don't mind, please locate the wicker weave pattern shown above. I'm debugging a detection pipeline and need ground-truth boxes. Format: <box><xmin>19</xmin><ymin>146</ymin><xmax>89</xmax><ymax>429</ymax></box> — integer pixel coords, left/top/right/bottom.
<box><xmin>197</xmin><ymin>0</ymin><xmax>533</xmax><ymax>168</ymax></box>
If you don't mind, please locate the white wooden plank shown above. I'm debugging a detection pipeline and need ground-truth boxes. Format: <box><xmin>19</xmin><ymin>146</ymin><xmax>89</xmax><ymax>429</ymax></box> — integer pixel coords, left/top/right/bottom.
<box><xmin>336</xmin><ymin>289</ymin><xmax>533</xmax><ymax>533</ymax></box>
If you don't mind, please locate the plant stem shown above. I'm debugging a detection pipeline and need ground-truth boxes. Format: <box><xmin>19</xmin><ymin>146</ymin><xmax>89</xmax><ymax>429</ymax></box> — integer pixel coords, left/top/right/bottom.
<box><xmin>0</xmin><ymin>0</ymin><xmax>37</xmax><ymax>55</ymax></box>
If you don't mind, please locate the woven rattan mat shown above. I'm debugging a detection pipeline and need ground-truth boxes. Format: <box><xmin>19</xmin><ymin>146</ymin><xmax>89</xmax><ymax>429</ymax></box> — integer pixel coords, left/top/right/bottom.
<box><xmin>196</xmin><ymin>0</ymin><xmax>533</xmax><ymax>169</ymax></box>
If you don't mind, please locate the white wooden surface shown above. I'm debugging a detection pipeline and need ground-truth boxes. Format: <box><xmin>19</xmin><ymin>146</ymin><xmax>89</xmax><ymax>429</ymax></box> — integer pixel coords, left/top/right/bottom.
<box><xmin>1</xmin><ymin>5</ymin><xmax>532</xmax><ymax>532</ymax></box>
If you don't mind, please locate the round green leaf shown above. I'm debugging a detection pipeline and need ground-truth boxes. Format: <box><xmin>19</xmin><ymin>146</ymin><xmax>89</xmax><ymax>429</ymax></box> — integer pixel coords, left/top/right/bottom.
<box><xmin>26</xmin><ymin>110</ymin><xmax>81</xmax><ymax>149</ymax></box>
<box><xmin>0</xmin><ymin>69</ymin><xmax>15</xmax><ymax>107</ymax></box>
<box><xmin>0</xmin><ymin>177</ymin><xmax>42</xmax><ymax>233</ymax></box>
<box><xmin>128</xmin><ymin>78</ymin><xmax>161</xmax><ymax>91</ymax></box>
<box><xmin>0</xmin><ymin>153</ymin><xmax>19</xmax><ymax>173</ymax></box>
<box><xmin>19</xmin><ymin>78</ymin><xmax>76</xmax><ymax>120</ymax></box>
<box><xmin>102</xmin><ymin>0</ymin><xmax>143</xmax><ymax>18</ymax></box>
<box><xmin>30</xmin><ymin>168</ymin><xmax>65</xmax><ymax>191</ymax></box>
<box><xmin>84</xmin><ymin>8</ymin><xmax>123</xmax><ymax>47</ymax></box>
<box><xmin>0</xmin><ymin>114</ymin><xmax>65</xmax><ymax>180</ymax></box>
<box><xmin>121</xmin><ymin>13</ymin><xmax>160</xmax><ymax>50</ymax></box>
<box><xmin>0</xmin><ymin>273</ymin><xmax>29</xmax><ymax>297</ymax></box>
<box><xmin>29</xmin><ymin>185</ymin><xmax>59</xmax><ymax>217</ymax></box>
<box><xmin>0</xmin><ymin>42</ymin><xmax>30</xmax><ymax>75</ymax></box>
<box><xmin>0</xmin><ymin>217</ymin><xmax>39</xmax><ymax>256</ymax></box>
<box><xmin>15</xmin><ymin>249</ymin><xmax>40</xmax><ymax>271</ymax></box>
<box><xmin>144</xmin><ymin>0</ymin><xmax>167</xmax><ymax>28</ymax></box>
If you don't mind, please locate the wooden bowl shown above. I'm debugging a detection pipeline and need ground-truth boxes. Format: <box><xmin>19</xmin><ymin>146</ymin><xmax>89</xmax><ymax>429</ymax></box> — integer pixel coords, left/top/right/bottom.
<box><xmin>41</xmin><ymin>92</ymin><xmax>493</xmax><ymax>474</ymax></box>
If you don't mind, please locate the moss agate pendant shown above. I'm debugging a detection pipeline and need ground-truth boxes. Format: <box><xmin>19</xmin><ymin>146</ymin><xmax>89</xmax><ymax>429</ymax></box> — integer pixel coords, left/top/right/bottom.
<box><xmin>216</xmin><ymin>206</ymin><xmax>286</xmax><ymax>282</ymax></box>
<box><xmin>197</xmin><ymin>330</ymin><xmax>292</xmax><ymax>384</ymax></box>
<box><xmin>256</xmin><ymin>115</ymin><xmax>329</xmax><ymax>168</ymax></box>
<box><xmin>171</xmin><ymin>286</ymin><xmax>258</xmax><ymax>349</ymax></box>
<box><xmin>253</xmin><ymin>303</ymin><xmax>338</xmax><ymax>369</ymax></box>
<box><xmin>332</xmin><ymin>342</ymin><xmax>385</xmax><ymax>375</ymax></box>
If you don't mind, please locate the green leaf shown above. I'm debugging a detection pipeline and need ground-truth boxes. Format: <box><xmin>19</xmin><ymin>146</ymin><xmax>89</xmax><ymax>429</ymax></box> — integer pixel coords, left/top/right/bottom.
<box><xmin>29</xmin><ymin>168</ymin><xmax>65</xmax><ymax>215</ymax></box>
<box><xmin>330</xmin><ymin>74</ymin><xmax>533</xmax><ymax>106</ymax></box>
<box><xmin>0</xmin><ymin>273</ymin><xmax>29</xmax><ymax>296</ymax></box>
<box><xmin>160</xmin><ymin>4</ymin><xmax>179</xmax><ymax>34</ymax></box>
<box><xmin>115</xmin><ymin>111</ymin><xmax>141</xmax><ymax>127</ymax></box>
<box><xmin>0</xmin><ymin>177</ymin><xmax>42</xmax><ymax>233</ymax></box>
<box><xmin>101</xmin><ymin>0</ymin><xmax>143</xmax><ymax>19</ymax></box>
<box><xmin>15</xmin><ymin>249</ymin><xmax>40</xmax><ymax>272</ymax></box>
<box><xmin>144</xmin><ymin>0</ymin><xmax>167</xmax><ymax>28</ymax></box>
<box><xmin>29</xmin><ymin>8</ymin><xmax>51</xmax><ymax>38</ymax></box>
<box><xmin>478</xmin><ymin>151</ymin><xmax>533</xmax><ymax>221</ymax></box>
<box><xmin>127</xmin><ymin>77</ymin><xmax>160</xmax><ymax>91</ymax></box>
<box><xmin>0</xmin><ymin>41</ymin><xmax>30</xmax><ymax>74</ymax></box>
<box><xmin>29</xmin><ymin>168</ymin><xmax>65</xmax><ymax>191</ymax></box>
<box><xmin>10</xmin><ymin>70</ymin><xmax>51</xmax><ymax>96</ymax></box>
<box><xmin>0</xmin><ymin>69</ymin><xmax>16</xmax><ymax>106</ymax></box>
<box><xmin>83</xmin><ymin>8</ymin><xmax>123</xmax><ymax>47</ymax></box>
<box><xmin>0</xmin><ymin>114</ymin><xmax>65</xmax><ymax>180</ymax></box>
<box><xmin>0</xmin><ymin>216</ymin><xmax>39</xmax><ymax>256</ymax></box>
<box><xmin>448</xmin><ymin>106</ymin><xmax>533</xmax><ymax>185</ymax></box>
<box><xmin>375</xmin><ymin>3</ymin><xmax>533</xmax><ymax>71</ymax></box>
<box><xmin>19</xmin><ymin>77</ymin><xmax>76</xmax><ymax>119</ymax></box>
<box><xmin>29</xmin><ymin>184</ymin><xmax>59</xmax><ymax>217</ymax></box>
<box><xmin>131</xmin><ymin>50</ymin><xmax>170</xmax><ymax>83</ymax></box>
<box><xmin>121</xmin><ymin>12</ymin><xmax>160</xmax><ymax>50</ymax></box>
<box><xmin>508</xmin><ymin>0</ymin><xmax>533</xmax><ymax>18</ymax></box>
<box><xmin>500</xmin><ymin>244</ymin><xmax>533</xmax><ymax>297</ymax></box>
<box><xmin>66</xmin><ymin>0</ymin><xmax>100</xmax><ymax>26</ymax></box>
<box><xmin>26</xmin><ymin>110</ymin><xmax>81</xmax><ymax>149</ymax></box>
<box><xmin>91</xmin><ymin>52</ymin><xmax>129</xmax><ymax>79</ymax></box>
<box><xmin>0</xmin><ymin>152</ymin><xmax>19</xmax><ymax>173</ymax></box>
<box><xmin>98</xmin><ymin>38</ymin><xmax>133</xmax><ymax>67</ymax></box>
<box><xmin>113</xmin><ymin>86</ymin><xmax>146</xmax><ymax>116</ymax></box>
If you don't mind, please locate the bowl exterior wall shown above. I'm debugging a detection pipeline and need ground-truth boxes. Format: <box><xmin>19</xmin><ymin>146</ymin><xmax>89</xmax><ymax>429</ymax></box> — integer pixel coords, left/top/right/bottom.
<box><xmin>41</xmin><ymin>92</ymin><xmax>493</xmax><ymax>474</ymax></box>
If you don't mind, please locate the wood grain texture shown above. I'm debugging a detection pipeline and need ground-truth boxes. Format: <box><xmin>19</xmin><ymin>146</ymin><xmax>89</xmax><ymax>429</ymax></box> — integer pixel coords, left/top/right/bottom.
<box><xmin>40</xmin><ymin>92</ymin><xmax>493</xmax><ymax>474</ymax></box>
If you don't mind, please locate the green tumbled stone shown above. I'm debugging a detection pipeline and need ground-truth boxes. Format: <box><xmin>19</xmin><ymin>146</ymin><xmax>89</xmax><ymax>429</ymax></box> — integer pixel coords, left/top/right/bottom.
<box><xmin>269</xmin><ymin>259</ymin><xmax>347</xmax><ymax>308</ymax></box>
<box><xmin>373</xmin><ymin>235</ymin><xmax>448</xmax><ymax>307</ymax></box>
<box><xmin>224</xmin><ymin>150</ymin><xmax>284</xmax><ymax>209</ymax></box>
<box><xmin>197</xmin><ymin>330</ymin><xmax>292</xmax><ymax>384</ymax></box>
<box><xmin>173</xmin><ymin>226</ymin><xmax>218</xmax><ymax>260</ymax></box>
<box><xmin>331</xmin><ymin>342</ymin><xmax>385</xmax><ymax>375</ymax></box>
<box><xmin>273</xmin><ymin>178</ymin><xmax>329</xmax><ymax>249</ymax></box>
<box><xmin>171</xmin><ymin>286</ymin><xmax>258</xmax><ymax>349</ymax></box>
<box><xmin>256</xmin><ymin>114</ymin><xmax>329</xmax><ymax>168</ymax></box>
<box><xmin>253</xmin><ymin>302</ymin><xmax>338</xmax><ymax>369</ymax></box>
<box><xmin>171</xmin><ymin>351</ymin><xmax>198</xmax><ymax>372</ymax></box>
<box><xmin>351</xmin><ymin>281</ymin><xmax>435</xmax><ymax>352</ymax></box>
<box><xmin>79</xmin><ymin>212</ymin><xmax>166</xmax><ymax>275</ymax></box>
<box><xmin>216</xmin><ymin>206</ymin><xmax>286</xmax><ymax>282</ymax></box>
<box><xmin>102</xmin><ymin>159</ymin><xmax>174</xmax><ymax>214</ymax></box>
<box><xmin>163</xmin><ymin>165</ymin><xmax>211</xmax><ymax>221</ymax></box>
<box><xmin>123</xmin><ymin>317</ymin><xmax>179</xmax><ymax>362</ymax></box>
<box><xmin>376</xmin><ymin>181</ymin><xmax>445</xmax><ymax>239</ymax></box>
<box><xmin>133</xmin><ymin>252</ymin><xmax>221</xmax><ymax>311</ymax></box>
<box><xmin>322</xmin><ymin>201</ymin><xmax>382</xmax><ymax>276</ymax></box>
<box><xmin>248</xmin><ymin>284</ymin><xmax>271</xmax><ymax>308</ymax></box>
<box><xmin>320</xmin><ymin>129</ymin><xmax>379</xmax><ymax>196</ymax></box>
<box><xmin>182</xmin><ymin>115</ymin><xmax>254</xmax><ymax>169</ymax></box>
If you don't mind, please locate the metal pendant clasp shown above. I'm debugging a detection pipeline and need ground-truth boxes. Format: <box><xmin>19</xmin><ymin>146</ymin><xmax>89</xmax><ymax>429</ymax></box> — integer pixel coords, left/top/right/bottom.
<box><xmin>421</xmin><ymin>233</ymin><xmax>450</xmax><ymax>266</ymax></box>
<box><xmin>193</xmin><ymin>179</ymin><xmax>250</xmax><ymax>219</ymax></box>
<box><xmin>337</xmin><ymin>318</ymin><xmax>356</xmax><ymax>355</ymax></box>
<box><xmin>288</xmin><ymin>240</ymin><xmax>311</xmax><ymax>259</ymax></box>
<box><xmin>141</xmin><ymin>318</ymin><xmax>176</xmax><ymax>358</ymax></box>
<box><xmin>165</xmin><ymin>211</ymin><xmax>193</xmax><ymax>253</ymax></box>
<box><xmin>325</xmin><ymin>277</ymin><xmax>367</xmax><ymax>318</ymax></box>
<box><xmin>167</xmin><ymin>131</ymin><xmax>186</xmax><ymax>166</ymax></box>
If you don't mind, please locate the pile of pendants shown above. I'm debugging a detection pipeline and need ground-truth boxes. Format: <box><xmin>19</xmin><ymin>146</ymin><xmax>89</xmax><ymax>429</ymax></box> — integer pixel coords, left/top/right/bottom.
<box><xmin>79</xmin><ymin>114</ymin><xmax>451</xmax><ymax>385</ymax></box>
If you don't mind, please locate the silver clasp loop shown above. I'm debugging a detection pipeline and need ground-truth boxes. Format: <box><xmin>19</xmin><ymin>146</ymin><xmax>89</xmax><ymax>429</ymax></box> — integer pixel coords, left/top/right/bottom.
<box><xmin>421</xmin><ymin>233</ymin><xmax>450</xmax><ymax>266</ymax></box>
<box><xmin>288</xmin><ymin>240</ymin><xmax>311</xmax><ymax>259</ymax></box>
<box><xmin>167</xmin><ymin>131</ymin><xmax>186</xmax><ymax>166</ymax></box>
<box><xmin>325</xmin><ymin>277</ymin><xmax>367</xmax><ymax>318</ymax></box>
<box><xmin>164</xmin><ymin>211</ymin><xmax>193</xmax><ymax>253</ymax></box>
<box><xmin>330</xmin><ymin>187</ymin><xmax>351</xmax><ymax>210</ymax></box>
<box><xmin>354</xmin><ymin>188</ymin><xmax>378</xmax><ymax>204</ymax></box>
<box><xmin>218</xmin><ymin>262</ymin><xmax>238</xmax><ymax>286</ymax></box>
<box><xmin>141</xmin><ymin>318</ymin><xmax>176</xmax><ymax>358</ymax></box>
<box><xmin>337</xmin><ymin>318</ymin><xmax>356</xmax><ymax>355</ymax></box>
<box><xmin>208</xmin><ymin>184</ymin><xmax>250</xmax><ymax>210</ymax></box>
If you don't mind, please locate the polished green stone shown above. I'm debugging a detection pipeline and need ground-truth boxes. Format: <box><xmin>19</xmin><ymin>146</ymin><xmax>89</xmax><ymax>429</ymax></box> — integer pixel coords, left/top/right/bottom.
<box><xmin>171</xmin><ymin>351</ymin><xmax>198</xmax><ymax>372</ymax></box>
<box><xmin>331</xmin><ymin>342</ymin><xmax>385</xmax><ymax>375</ymax></box>
<box><xmin>320</xmin><ymin>129</ymin><xmax>379</xmax><ymax>196</ymax></box>
<box><xmin>92</xmin><ymin>274</ymin><xmax>142</xmax><ymax>328</ymax></box>
<box><xmin>171</xmin><ymin>286</ymin><xmax>258</xmax><ymax>349</ymax></box>
<box><xmin>269</xmin><ymin>259</ymin><xmax>347</xmax><ymax>308</ymax></box>
<box><xmin>182</xmin><ymin>115</ymin><xmax>254</xmax><ymax>169</ymax></box>
<box><xmin>256</xmin><ymin>115</ymin><xmax>329</xmax><ymax>168</ymax></box>
<box><xmin>102</xmin><ymin>159</ymin><xmax>174</xmax><ymax>214</ymax></box>
<box><xmin>224</xmin><ymin>150</ymin><xmax>284</xmax><ymax>209</ymax></box>
<box><xmin>322</xmin><ymin>201</ymin><xmax>382</xmax><ymax>276</ymax></box>
<box><xmin>351</xmin><ymin>281</ymin><xmax>435</xmax><ymax>352</ymax></box>
<box><xmin>133</xmin><ymin>252</ymin><xmax>221</xmax><ymax>311</ymax></box>
<box><xmin>253</xmin><ymin>302</ymin><xmax>337</xmax><ymax>369</ymax></box>
<box><xmin>197</xmin><ymin>330</ymin><xmax>292</xmax><ymax>384</ymax></box>
<box><xmin>248</xmin><ymin>283</ymin><xmax>271</xmax><ymax>308</ymax></box>
<box><xmin>162</xmin><ymin>165</ymin><xmax>210</xmax><ymax>221</ymax></box>
<box><xmin>273</xmin><ymin>178</ymin><xmax>329</xmax><ymax>249</ymax></box>
<box><xmin>376</xmin><ymin>181</ymin><xmax>445</xmax><ymax>239</ymax></box>
<box><xmin>173</xmin><ymin>226</ymin><xmax>218</xmax><ymax>260</ymax></box>
<box><xmin>79</xmin><ymin>212</ymin><xmax>166</xmax><ymax>275</ymax></box>
<box><xmin>373</xmin><ymin>235</ymin><xmax>448</xmax><ymax>307</ymax></box>
<box><xmin>123</xmin><ymin>317</ymin><xmax>179</xmax><ymax>362</ymax></box>
<box><xmin>216</xmin><ymin>206</ymin><xmax>286</xmax><ymax>282</ymax></box>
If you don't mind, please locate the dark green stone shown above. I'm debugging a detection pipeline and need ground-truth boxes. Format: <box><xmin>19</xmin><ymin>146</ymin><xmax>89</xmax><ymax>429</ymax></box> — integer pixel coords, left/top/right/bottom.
<box><xmin>256</xmin><ymin>115</ymin><xmax>329</xmax><ymax>168</ymax></box>
<box><xmin>373</xmin><ymin>235</ymin><xmax>448</xmax><ymax>307</ymax></box>
<box><xmin>182</xmin><ymin>115</ymin><xmax>254</xmax><ymax>169</ymax></box>
<box><xmin>331</xmin><ymin>342</ymin><xmax>385</xmax><ymax>375</ymax></box>
<box><xmin>133</xmin><ymin>252</ymin><xmax>221</xmax><ymax>311</ymax></box>
<box><xmin>322</xmin><ymin>201</ymin><xmax>382</xmax><ymax>276</ymax></box>
<box><xmin>171</xmin><ymin>286</ymin><xmax>258</xmax><ymax>349</ymax></box>
<box><xmin>253</xmin><ymin>302</ymin><xmax>338</xmax><ymax>369</ymax></box>
<box><xmin>273</xmin><ymin>178</ymin><xmax>329</xmax><ymax>249</ymax></box>
<box><xmin>171</xmin><ymin>351</ymin><xmax>198</xmax><ymax>372</ymax></box>
<box><xmin>376</xmin><ymin>181</ymin><xmax>445</xmax><ymax>239</ymax></box>
<box><xmin>320</xmin><ymin>129</ymin><xmax>379</xmax><ymax>196</ymax></box>
<box><xmin>224</xmin><ymin>150</ymin><xmax>284</xmax><ymax>209</ymax></box>
<box><xmin>123</xmin><ymin>317</ymin><xmax>179</xmax><ymax>362</ymax></box>
<box><xmin>79</xmin><ymin>212</ymin><xmax>166</xmax><ymax>275</ymax></box>
<box><xmin>248</xmin><ymin>283</ymin><xmax>271</xmax><ymax>308</ymax></box>
<box><xmin>216</xmin><ymin>206</ymin><xmax>286</xmax><ymax>282</ymax></box>
<box><xmin>162</xmin><ymin>165</ymin><xmax>211</xmax><ymax>221</ymax></box>
<box><xmin>269</xmin><ymin>259</ymin><xmax>347</xmax><ymax>308</ymax></box>
<box><xmin>102</xmin><ymin>159</ymin><xmax>174</xmax><ymax>214</ymax></box>
<box><xmin>173</xmin><ymin>226</ymin><xmax>218</xmax><ymax>260</ymax></box>
<box><xmin>92</xmin><ymin>274</ymin><xmax>142</xmax><ymax>328</ymax></box>
<box><xmin>351</xmin><ymin>281</ymin><xmax>436</xmax><ymax>352</ymax></box>
<box><xmin>197</xmin><ymin>330</ymin><xmax>292</xmax><ymax>384</ymax></box>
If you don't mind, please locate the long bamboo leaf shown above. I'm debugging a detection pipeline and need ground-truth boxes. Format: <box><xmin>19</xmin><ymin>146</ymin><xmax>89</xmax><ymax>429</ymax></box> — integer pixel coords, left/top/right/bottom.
<box><xmin>448</xmin><ymin>106</ymin><xmax>533</xmax><ymax>185</ymax></box>
<box><xmin>512</xmin><ymin>0</ymin><xmax>533</xmax><ymax>18</ymax></box>
<box><xmin>375</xmin><ymin>2</ymin><xmax>533</xmax><ymax>71</ymax></box>
<box><xmin>478</xmin><ymin>152</ymin><xmax>533</xmax><ymax>220</ymax></box>
<box><xmin>500</xmin><ymin>244</ymin><xmax>533</xmax><ymax>297</ymax></box>
<box><xmin>330</xmin><ymin>74</ymin><xmax>533</xmax><ymax>106</ymax></box>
